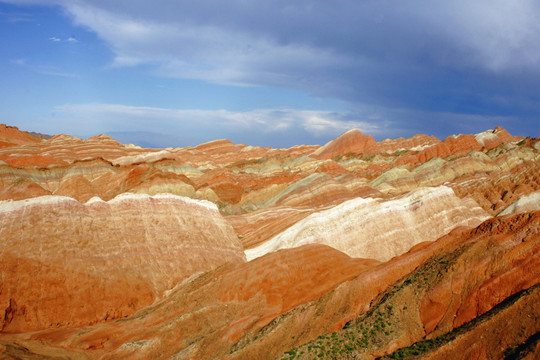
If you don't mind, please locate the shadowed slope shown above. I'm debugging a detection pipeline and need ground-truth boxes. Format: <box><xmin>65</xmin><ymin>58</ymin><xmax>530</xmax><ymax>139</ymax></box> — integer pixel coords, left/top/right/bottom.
<box><xmin>276</xmin><ymin>211</ymin><xmax>540</xmax><ymax>359</ymax></box>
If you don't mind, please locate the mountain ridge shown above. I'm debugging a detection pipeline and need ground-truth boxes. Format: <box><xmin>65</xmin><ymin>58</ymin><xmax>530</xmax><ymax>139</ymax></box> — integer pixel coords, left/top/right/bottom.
<box><xmin>0</xmin><ymin>123</ymin><xmax>538</xmax><ymax>359</ymax></box>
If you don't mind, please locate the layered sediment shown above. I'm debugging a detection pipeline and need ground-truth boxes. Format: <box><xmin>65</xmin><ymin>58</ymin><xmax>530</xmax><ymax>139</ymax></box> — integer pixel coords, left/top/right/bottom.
<box><xmin>0</xmin><ymin>194</ymin><xmax>244</xmax><ymax>333</ymax></box>
<box><xmin>0</xmin><ymin>124</ymin><xmax>538</xmax><ymax>360</ymax></box>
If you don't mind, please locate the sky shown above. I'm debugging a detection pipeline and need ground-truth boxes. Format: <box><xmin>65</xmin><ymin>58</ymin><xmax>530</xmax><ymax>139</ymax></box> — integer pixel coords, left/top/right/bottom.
<box><xmin>1</xmin><ymin>0</ymin><xmax>539</xmax><ymax>148</ymax></box>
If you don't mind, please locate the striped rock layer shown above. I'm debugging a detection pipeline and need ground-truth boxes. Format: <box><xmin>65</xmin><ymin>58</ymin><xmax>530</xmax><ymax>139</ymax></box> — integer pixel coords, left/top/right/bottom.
<box><xmin>0</xmin><ymin>124</ymin><xmax>538</xmax><ymax>360</ymax></box>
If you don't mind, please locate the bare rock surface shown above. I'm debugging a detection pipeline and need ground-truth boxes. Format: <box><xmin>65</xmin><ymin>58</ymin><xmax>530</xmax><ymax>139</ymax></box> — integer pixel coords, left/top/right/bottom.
<box><xmin>0</xmin><ymin>124</ymin><xmax>538</xmax><ymax>360</ymax></box>
<box><xmin>311</xmin><ymin>129</ymin><xmax>376</xmax><ymax>159</ymax></box>
<box><xmin>245</xmin><ymin>186</ymin><xmax>489</xmax><ymax>261</ymax></box>
<box><xmin>0</xmin><ymin>193</ymin><xmax>244</xmax><ymax>332</ymax></box>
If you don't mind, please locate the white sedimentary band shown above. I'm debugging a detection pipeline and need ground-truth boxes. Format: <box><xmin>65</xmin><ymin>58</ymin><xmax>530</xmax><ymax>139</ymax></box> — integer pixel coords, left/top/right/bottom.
<box><xmin>0</xmin><ymin>192</ymin><xmax>219</xmax><ymax>214</ymax></box>
<box><xmin>474</xmin><ymin>129</ymin><xmax>499</xmax><ymax>146</ymax></box>
<box><xmin>245</xmin><ymin>186</ymin><xmax>490</xmax><ymax>262</ymax></box>
<box><xmin>111</xmin><ymin>150</ymin><xmax>174</xmax><ymax>166</ymax></box>
<box><xmin>498</xmin><ymin>190</ymin><xmax>540</xmax><ymax>216</ymax></box>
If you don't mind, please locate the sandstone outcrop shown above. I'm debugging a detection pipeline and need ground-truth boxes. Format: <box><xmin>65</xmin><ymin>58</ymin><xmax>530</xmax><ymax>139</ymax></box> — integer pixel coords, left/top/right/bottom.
<box><xmin>0</xmin><ymin>244</ymin><xmax>380</xmax><ymax>359</ymax></box>
<box><xmin>0</xmin><ymin>123</ymin><xmax>537</xmax><ymax>360</ymax></box>
<box><xmin>311</xmin><ymin>129</ymin><xmax>376</xmax><ymax>159</ymax></box>
<box><xmin>372</xmin><ymin>133</ymin><xmax>440</xmax><ymax>154</ymax></box>
<box><xmin>0</xmin><ymin>124</ymin><xmax>43</xmax><ymax>147</ymax></box>
<box><xmin>415</xmin><ymin>285</ymin><xmax>540</xmax><ymax>360</ymax></box>
<box><xmin>271</xmin><ymin>211</ymin><xmax>540</xmax><ymax>360</ymax></box>
<box><xmin>246</xmin><ymin>186</ymin><xmax>489</xmax><ymax>261</ymax></box>
<box><xmin>0</xmin><ymin>132</ymin><xmax>164</xmax><ymax>167</ymax></box>
<box><xmin>3</xmin><ymin>211</ymin><xmax>536</xmax><ymax>360</ymax></box>
<box><xmin>474</xmin><ymin>125</ymin><xmax>517</xmax><ymax>149</ymax></box>
<box><xmin>396</xmin><ymin>134</ymin><xmax>483</xmax><ymax>165</ymax></box>
<box><xmin>498</xmin><ymin>189</ymin><xmax>540</xmax><ymax>215</ymax></box>
<box><xmin>0</xmin><ymin>194</ymin><xmax>244</xmax><ymax>333</ymax></box>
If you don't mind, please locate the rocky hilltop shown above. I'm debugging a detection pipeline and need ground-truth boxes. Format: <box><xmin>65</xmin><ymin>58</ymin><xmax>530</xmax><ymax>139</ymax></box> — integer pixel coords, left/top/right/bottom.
<box><xmin>0</xmin><ymin>124</ymin><xmax>538</xmax><ymax>359</ymax></box>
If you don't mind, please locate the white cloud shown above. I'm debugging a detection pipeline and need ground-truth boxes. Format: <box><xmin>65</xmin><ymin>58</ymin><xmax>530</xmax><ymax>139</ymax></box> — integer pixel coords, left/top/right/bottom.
<box><xmin>47</xmin><ymin>102</ymin><xmax>518</xmax><ymax>147</ymax></box>
<box><xmin>6</xmin><ymin>1</ymin><xmax>540</xmax><ymax>91</ymax></box>
<box><xmin>3</xmin><ymin>0</ymin><xmax>538</xmax><ymax>139</ymax></box>
<box><xmin>54</xmin><ymin>1</ymin><xmax>540</xmax><ymax>80</ymax></box>
<box><xmin>302</xmin><ymin>115</ymin><xmax>377</xmax><ymax>137</ymax></box>
<box><xmin>54</xmin><ymin>103</ymin><xmax>377</xmax><ymax>137</ymax></box>
<box><xmin>61</xmin><ymin>2</ymin><xmax>347</xmax><ymax>87</ymax></box>
<box><xmin>5</xmin><ymin>0</ymin><xmax>540</xmax><ymax>82</ymax></box>
<box><xmin>11</xmin><ymin>58</ymin><xmax>77</xmax><ymax>77</ymax></box>
<box><xmin>48</xmin><ymin>35</ymin><xmax>78</xmax><ymax>43</ymax></box>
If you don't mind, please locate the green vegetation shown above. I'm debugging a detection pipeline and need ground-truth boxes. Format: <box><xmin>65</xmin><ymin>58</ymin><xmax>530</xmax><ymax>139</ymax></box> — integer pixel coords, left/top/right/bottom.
<box><xmin>276</xmin><ymin>248</ymin><xmax>471</xmax><ymax>359</ymax></box>
<box><xmin>278</xmin><ymin>303</ymin><xmax>398</xmax><ymax>359</ymax></box>
<box><xmin>283</xmin><ymin>347</ymin><xmax>298</xmax><ymax>360</ymax></box>
<box><xmin>386</xmin><ymin>333</ymin><xmax>455</xmax><ymax>359</ymax></box>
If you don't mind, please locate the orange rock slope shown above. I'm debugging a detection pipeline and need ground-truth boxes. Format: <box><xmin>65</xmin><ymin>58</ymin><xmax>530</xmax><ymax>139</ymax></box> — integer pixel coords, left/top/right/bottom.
<box><xmin>0</xmin><ymin>124</ymin><xmax>43</xmax><ymax>147</ymax></box>
<box><xmin>0</xmin><ymin>123</ymin><xmax>538</xmax><ymax>360</ymax></box>
<box><xmin>0</xmin><ymin>194</ymin><xmax>244</xmax><ymax>333</ymax></box>
<box><xmin>0</xmin><ymin>211</ymin><xmax>537</xmax><ymax>359</ymax></box>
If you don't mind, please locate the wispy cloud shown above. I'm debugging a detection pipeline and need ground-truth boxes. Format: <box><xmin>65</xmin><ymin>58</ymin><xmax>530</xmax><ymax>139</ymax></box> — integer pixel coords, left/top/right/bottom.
<box><xmin>48</xmin><ymin>35</ymin><xmax>78</xmax><ymax>43</ymax></box>
<box><xmin>11</xmin><ymin>58</ymin><xmax>78</xmax><ymax>78</ymax></box>
<box><xmin>56</xmin><ymin>1</ymin><xmax>540</xmax><ymax>80</ymax></box>
<box><xmin>54</xmin><ymin>103</ymin><xmax>379</xmax><ymax>138</ymax></box>
<box><xmin>0</xmin><ymin>9</ymin><xmax>34</xmax><ymax>23</ymax></box>
<box><xmin>51</xmin><ymin>102</ymin><xmax>519</xmax><ymax>147</ymax></box>
<box><xmin>62</xmin><ymin>2</ymin><xmax>346</xmax><ymax>87</ymax></box>
<box><xmin>45</xmin><ymin>102</ymin><xmax>389</xmax><ymax>147</ymax></box>
<box><xmin>10</xmin><ymin>58</ymin><xmax>26</xmax><ymax>66</ymax></box>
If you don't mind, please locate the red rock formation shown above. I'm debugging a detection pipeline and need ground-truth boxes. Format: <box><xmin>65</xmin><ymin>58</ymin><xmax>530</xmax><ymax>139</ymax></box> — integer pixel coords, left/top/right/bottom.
<box><xmin>0</xmin><ymin>133</ymin><xmax>163</xmax><ymax>167</ymax></box>
<box><xmin>311</xmin><ymin>129</ymin><xmax>376</xmax><ymax>159</ymax></box>
<box><xmin>0</xmin><ymin>124</ymin><xmax>537</xmax><ymax>360</ymax></box>
<box><xmin>499</xmin><ymin>190</ymin><xmax>540</xmax><ymax>215</ymax></box>
<box><xmin>371</xmin><ymin>134</ymin><xmax>440</xmax><ymax>154</ymax></box>
<box><xmin>314</xmin><ymin>160</ymin><xmax>350</xmax><ymax>175</ymax></box>
<box><xmin>228</xmin><ymin>206</ymin><xmax>316</xmax><ymax>249</ymax></box>
<box><xmin>419</xmin><ymin>285</ymin><xmax>539</xmax><ymax>360</ymax></box>
<box><xmin>0</xmin><ymin>244</ymin><xmax>378</xmax><ymax>359</ymax></box>
<box><xmin>474</xmin><ymin>126</ymin><xmax>518</xmax><ymax>150</ymax></box>
<box><xmin>0</xmin><ymin>124</ymin><xmax>43</xmax><ymax>146</ymax></box>
<box><xmin>450</xmin><ymin>161</ymin><xmax>540</xmax><ymax>215</ymax></box>
<box><xmin>265</xmin><ymin>211</ymin><xmax>540</xmax><ymax>360</ymax></box>
<box><xmin>0</xmin><ymin>179</ymin><xmax>51</xmax><ymax>200</ymax></box>
<box><xmin>420</xmin><ymin>212</ymin><xmax>540</xmax><ymax>335</ymax></box>
<box><xmin>0</xmin><ymin>194</ymin><xmax>244</xmax><ymax>333</ymax></box>
<box><xmin>246</xmin><ymin>186</ymin><xmax>489</xmax><ymax>261</ymax></box>
<box><xmin>193</xmin><ymin>138</ymin><xmax>244</xmax><ymax>155</ymax></box>
<box><xmin>397</xmin><ymin>134</ymin><xmax>483</xmax><ymax>165</ymax></box>
<box><xmin>0</xmin><ymin>208</ymin><xmax>537</xmax><ymax>360</ymax></box>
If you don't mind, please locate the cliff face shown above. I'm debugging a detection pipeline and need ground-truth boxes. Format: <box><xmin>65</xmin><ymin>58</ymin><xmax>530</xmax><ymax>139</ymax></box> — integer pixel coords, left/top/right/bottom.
<box><xmin>0</xmin><ymin>124</ymin><xmax>538</xmax><ymax>360</ymax></box>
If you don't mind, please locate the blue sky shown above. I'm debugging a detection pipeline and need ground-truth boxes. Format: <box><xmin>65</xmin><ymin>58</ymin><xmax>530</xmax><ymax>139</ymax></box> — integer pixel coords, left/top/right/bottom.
<box><xmin>1</xmin><ymin>0</ymin><xmax>539</xmax><ymax>148</ymax></box>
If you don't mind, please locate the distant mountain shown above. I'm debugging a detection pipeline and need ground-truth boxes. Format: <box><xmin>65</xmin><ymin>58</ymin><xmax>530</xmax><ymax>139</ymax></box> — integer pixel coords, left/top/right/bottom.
<box><xmin>27</xmin><ymin>131</ymin><xmax>53</xmax><ymax>140</ymax></box>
